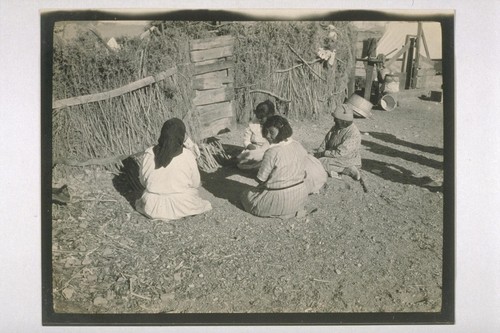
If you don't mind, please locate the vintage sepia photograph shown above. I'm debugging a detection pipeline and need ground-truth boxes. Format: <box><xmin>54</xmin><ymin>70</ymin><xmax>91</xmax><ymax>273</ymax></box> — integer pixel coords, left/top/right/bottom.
<box><xmin>42</xmin><ymin>9</ymin><xmax>454</xmax><ymax>325</ymax></box>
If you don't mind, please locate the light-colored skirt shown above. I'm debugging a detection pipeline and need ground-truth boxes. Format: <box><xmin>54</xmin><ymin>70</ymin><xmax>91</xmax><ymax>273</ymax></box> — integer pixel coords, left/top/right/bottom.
<box><xmin>240</xmin><ymin>183</ymin><xmax>308</xmax><ymax>218</ymax></box>
<box><xmin>304</xmin><ymin>154</ymin><xmax>328</xmax><ymax>194</ymax></box>
<box><xmin>319</xmin><ymin>156</ymin><xmax>361</xmax><ymax>174</ymax></box>
<box><xmin>135</xmin><ymin>188</ymin><xmax>212</xmax><ymax>220</ymax></box>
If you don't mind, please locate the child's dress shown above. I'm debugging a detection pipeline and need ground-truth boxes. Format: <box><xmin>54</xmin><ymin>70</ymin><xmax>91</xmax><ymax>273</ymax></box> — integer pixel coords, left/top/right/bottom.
<box><xmin>318</xmin><ymin>123</ymin><xmax>362</xmax><ymax>173</ymax></box>
<box><xmin>236</xmin><ymin>118</ymin><xmax>270</xmax><ymax>170</ymax></box>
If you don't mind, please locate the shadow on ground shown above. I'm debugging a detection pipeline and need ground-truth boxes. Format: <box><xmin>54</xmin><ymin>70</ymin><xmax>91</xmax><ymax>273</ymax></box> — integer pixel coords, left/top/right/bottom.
<box><xmin>220</xmin><ymin>143</ymin><xmax>244</xmax><ymax>158</ymax></box>
<box><xmin>112</xmin><ymin>156</ymin><xmax>144</xmax><ymax>208</ymax></box>
<box><xmin>362</xmin><ymin>158</ymin><xmax>442</xmax><ymax>192</ymax></box>
<box><xmin>362</xmin><ymin>140</ymin><xmax>443</xmax><ymax>170</ymax></box>
<box><xmin>199</xmin><ymin>142</ymin><xmax>255</xmax><ymax>209</ymax></box>
<box><xmin>363</xmin><ymin>131</ymin><xmax>443</xmax><ymax>155</ymax></box>
<box><xmin>200</xmin><ymin>165</ymin><xmax>255</xmax><ymax>208</ymax></box>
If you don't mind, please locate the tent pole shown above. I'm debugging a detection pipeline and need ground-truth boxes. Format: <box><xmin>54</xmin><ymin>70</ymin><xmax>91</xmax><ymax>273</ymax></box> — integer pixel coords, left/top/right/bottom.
<box><xmin>401</xmin><ymin>35</ymin><xmax>411</xmax><ymax>73</ymax></box>
<box><xmin>421</xmin><ymin>26</ymin><xmax>432</xmax><ymax>60</ymax></box>
<box><xmin>412</xmin><ymin>22</ymin><xmax>423</xmax><ymax>89</ymax></box>
<box><xmin>347</xmin><ymin>30</ymin><xmax>358</xmax><ymax>97</ymax></box>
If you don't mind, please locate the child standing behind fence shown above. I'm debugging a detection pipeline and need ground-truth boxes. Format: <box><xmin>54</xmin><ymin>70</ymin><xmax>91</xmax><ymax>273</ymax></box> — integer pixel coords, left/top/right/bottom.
<box><xmin>135</xmin><ymin>118</ymin><xmax>212</xmax><ymax>221</ymax></box>
<box><xmin>316</xmin><ymin>104</ymin><xmax>362</xmax><ymax>181</ymax></box>
<box><xmin>236</xmin><ymin>100</ymin><xmax>275</xmax><ymax>170</ymax></box>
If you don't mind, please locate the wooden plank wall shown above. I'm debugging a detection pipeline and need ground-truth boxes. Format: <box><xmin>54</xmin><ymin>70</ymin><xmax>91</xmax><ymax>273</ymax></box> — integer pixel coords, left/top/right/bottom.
<box><xmin>189</xmin><ymin>36</ymin><xmax>236</xmax><ymax>139</ymax></box>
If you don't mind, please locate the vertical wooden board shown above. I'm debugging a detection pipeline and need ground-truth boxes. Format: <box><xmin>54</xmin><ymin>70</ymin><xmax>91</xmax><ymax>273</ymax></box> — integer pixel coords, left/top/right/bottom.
<box><xmin>193</xmin><ymin>87</ymin><xmax>234</xmax><ymax>106</ymax></box>
<box><xmin>200</xmin><ymin>117</ymin><xmax>233</xmax><ymax>139</ymax></box>
<box><xmin>227</xmin><ymin>67</ymin><xmax>234</xmax><ymax>80</ymax></box>
<box><xmin>193</xmin><ymin>75</ymin><xmax>234</xmax><ymax>90</ymax></box>
<box><xmin>230</xmin><ymin>98</ymin><xmax>237</xmax><ymax>127</ymax></box>
<box><xmin>398</xmin><ymin>73</ymin><xmax>407</xmax><ymax>91</ymax></box>
<box><xmin>364</xmin><ymin>64</ymin><xmax>375</xmax><ymax>100</ymax></box>
<box><xmin>190</xmin><ymin>35</ymin><xmax>234</xmax><ymax>51</ymax></box>
<box><xmin>196</xmin><ymin>101</ymin><xmax>234</xmax><ymax>124</ymax></box>
<box><xmin>190</xmin><ymin>45</ymin><xmax>233</xmax><ymax>63</ymax></box>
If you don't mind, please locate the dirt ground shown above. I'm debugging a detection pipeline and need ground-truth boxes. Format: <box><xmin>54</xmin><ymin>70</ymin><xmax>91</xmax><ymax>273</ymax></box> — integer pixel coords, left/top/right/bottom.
<box><xmin>50</xmin><ymin>91</ymin><xmax>444</xmax><ymax>314</ymax></box>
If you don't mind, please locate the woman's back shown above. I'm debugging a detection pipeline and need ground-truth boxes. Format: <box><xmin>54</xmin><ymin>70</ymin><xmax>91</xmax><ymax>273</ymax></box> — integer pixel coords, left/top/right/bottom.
<box><xmin>140</xmin><ymin>147</ymin><xmax>199</xmax><ymax>194</ymax></box>
<box><xmin>258</xmin><ymin>139</ymin><xmax>307</xmax><ymax>190</ymax></box>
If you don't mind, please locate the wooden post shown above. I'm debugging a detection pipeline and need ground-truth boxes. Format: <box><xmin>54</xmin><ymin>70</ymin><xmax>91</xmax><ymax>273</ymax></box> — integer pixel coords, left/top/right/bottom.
<box><xmin>412</xmin><ymin>23</ymin><xmax>423</xmax><ymax>89</ymax></box>
<box><xmin>400</xmin><ymin>35</ymin><xmax>408</xmax><ymax>73</ymax></box>
<box><xmin>420</xmin><ymin>26</ymin><xmax>432</xmax><ymax>60</ymax></box>
<box><xmin>405</xmin><ymin>37</ymin><xmax>416</xmax><ymax>89</ymax></box>
<box><xmin>363</xmin><ymin>37</ymin><xmax>377</xmax><ymax>102</ymax></box>
<box><xmin>363</xmin><ymin>63</ymin><xmax>374</xmax><ymax>101</ymax></box>
<box><xmin>347</xmin><ymin>30</ymin><xmax>358</xmax><ymax>98</ymax></box>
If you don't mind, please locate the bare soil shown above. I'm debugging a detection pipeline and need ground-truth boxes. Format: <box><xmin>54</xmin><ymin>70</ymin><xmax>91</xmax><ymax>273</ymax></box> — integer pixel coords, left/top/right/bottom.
<box><xmin>51</xmin><ymin>92</ymin><xmax>444</xmax><ymax>314</ymax></box>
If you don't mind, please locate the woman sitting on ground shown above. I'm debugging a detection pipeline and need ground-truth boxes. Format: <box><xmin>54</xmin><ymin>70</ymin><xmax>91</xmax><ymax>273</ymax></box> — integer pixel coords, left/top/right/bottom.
<box><xmin>241</xmin><ymin>115</ymin><xmax>309</xmax><ymax>218</ymax></box>
<box><xmin>135</xmin><ymin>118</ymin><xmax>212</xmax><ymax>221</ymax></box>
<box><xmin>316</xmin><ymin>103</ymin><xmax>362</xmax><ymax>180</ymax></box>
<box><xmin>236</xmin><ymin>100</ymin><xmax>276</xmax><ymax>170</ymax></box>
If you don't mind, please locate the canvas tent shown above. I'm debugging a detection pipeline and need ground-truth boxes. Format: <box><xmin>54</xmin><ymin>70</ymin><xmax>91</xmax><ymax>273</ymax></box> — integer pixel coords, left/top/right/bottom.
<box><xmin>351</xmin><ymin>21</ymin><xmax>443</xmax><ymax>93</ymax></box>
<box><xmin>377</xmin><ymin>21</ymin><xmax>442</xmax><ymax>73</ymax></box>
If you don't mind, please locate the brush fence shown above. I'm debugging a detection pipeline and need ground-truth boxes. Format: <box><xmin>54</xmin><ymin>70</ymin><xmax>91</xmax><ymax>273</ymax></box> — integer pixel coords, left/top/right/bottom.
<box><xmin>190</xmin><ymin>35</ymin><xmax>236</xmax><ymax>139</ymax></box>
<box><xmin>52</xmin><ymin>36</ymin><xmax>238</xmax><ymax>169</ymax></box>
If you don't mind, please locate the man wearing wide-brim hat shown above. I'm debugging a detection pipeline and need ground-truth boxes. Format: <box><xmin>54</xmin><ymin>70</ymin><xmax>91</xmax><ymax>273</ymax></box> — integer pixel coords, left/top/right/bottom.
<box><xmin>315</xmin><ymin>103</ymin><xmax>362</xmax><ymax>180</ymax></box>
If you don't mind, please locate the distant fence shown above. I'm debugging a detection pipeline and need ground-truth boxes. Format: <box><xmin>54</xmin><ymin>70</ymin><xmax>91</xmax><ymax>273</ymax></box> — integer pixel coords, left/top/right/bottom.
<box><xmin>52</xmin><ymin>67</ymin><xmax>177</xmax><ymax>110</ymax></box>
<box><xmin>52</xmin><ymin>65</ymin><xmax>194</xmax><ymax>169</ymax></box>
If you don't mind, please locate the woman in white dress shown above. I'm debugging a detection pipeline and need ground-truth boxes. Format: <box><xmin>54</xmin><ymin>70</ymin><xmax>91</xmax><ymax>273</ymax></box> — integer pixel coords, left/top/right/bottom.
<box><xmin>135</xmin><ymin>118</ymin><xmax>212</xmax><ymax>221</ymax></box>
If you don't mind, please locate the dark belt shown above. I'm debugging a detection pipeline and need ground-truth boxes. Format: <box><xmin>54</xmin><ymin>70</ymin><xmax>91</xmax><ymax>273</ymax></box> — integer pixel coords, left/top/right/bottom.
<box><xmin>266</xmin><ymin>181</ymin><xmax>304</xmax><ymax>191</ymax></box>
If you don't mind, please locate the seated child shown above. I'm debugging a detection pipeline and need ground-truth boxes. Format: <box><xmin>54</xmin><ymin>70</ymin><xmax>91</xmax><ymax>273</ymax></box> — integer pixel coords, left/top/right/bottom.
<box><xmin>236</xmin><ymin>100</ymin><xmax>275</xmax><ymax>170</ymax></box>
<box><xmin>135</xmin><ymin>118</ymin><xmax>212</xmax><ymax>221</ymax></box>
<box><xmin>316</xmin><ymin>104</ymin><xmax>362</xmax><ymax>180</ymax></box>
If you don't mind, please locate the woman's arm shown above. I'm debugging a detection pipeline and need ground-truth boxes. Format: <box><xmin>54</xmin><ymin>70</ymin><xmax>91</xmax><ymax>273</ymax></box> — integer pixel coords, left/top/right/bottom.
<box><xmin>187</xmin><ymin>150</ymin><xmax>201</xmax><ymax>188</ymax></box>
<box><xmin>184</xmin><ymin>136</ymin><xmax>201</xmax><ymax>159</ymax></box>
<box><xmin>243</xmin><ymin>126</ymin><xmax>253</xmax><ymax>148</ymax></box>
<box><xmin>315</xmin><ymin>131</ymin><xmax>330</xmax><ymax>157</ymax></box>
<box><xmin>256</xmin><ymin>149</ymin><xmax>276</xmax><ymax>183</ymax></box>
<box><xmin>255</xmin><ymin>178</ymin><xmax>267</xmax><ymax>189</ymax></box>
<box><xmin>138</xmin><ymin>151</ymin><xmax>155</xmax><ymax>187</ymax></box>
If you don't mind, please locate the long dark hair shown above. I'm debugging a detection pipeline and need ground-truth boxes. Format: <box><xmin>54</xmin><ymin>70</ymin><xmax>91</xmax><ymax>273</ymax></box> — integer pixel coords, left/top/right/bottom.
<box><xmin>153</xmin><ymin>118</ymin><xmax>186</xmax><ymax>169</ymax></box>
<box><xmin>254</xmin><ymin>100</ymin><xmax>275</xmax><ymax>119</ymax></box>
<box><xmin>262</xmin><ymin>115</ymin><xmax>293</xmax><ymax>143</ymax></box>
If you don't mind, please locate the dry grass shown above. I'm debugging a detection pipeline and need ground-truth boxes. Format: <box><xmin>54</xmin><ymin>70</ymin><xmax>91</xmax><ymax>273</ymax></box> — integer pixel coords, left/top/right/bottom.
<box><xmin>52</xmin><ymin>21</ymin><xmax>355</xmax><ymax>172</ymax></box>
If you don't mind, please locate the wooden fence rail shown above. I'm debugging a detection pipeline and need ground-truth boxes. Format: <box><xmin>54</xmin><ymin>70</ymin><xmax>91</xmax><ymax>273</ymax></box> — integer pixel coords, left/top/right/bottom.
<box><xmin>52</xmin><ymin>67</ymin><xmax>177</xmax><ymax>110</ymax></box>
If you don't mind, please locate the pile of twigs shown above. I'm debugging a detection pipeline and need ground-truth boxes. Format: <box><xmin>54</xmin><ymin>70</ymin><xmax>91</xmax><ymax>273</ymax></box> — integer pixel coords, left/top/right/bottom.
<box><xmin>197</xmin><ymin>138</ymin><xmax>232</xmax><ymax>172</ymax></box>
